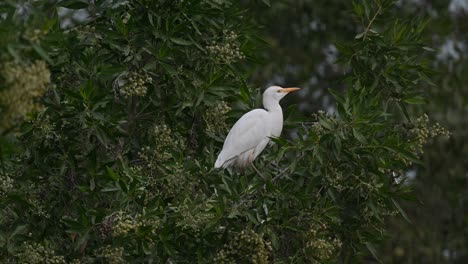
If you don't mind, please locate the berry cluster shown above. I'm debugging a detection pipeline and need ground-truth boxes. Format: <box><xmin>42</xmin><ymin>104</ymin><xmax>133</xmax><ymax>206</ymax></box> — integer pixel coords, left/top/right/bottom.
<box><xmin>0</xmin><ymin>60</ymin><xmax>50</xmax><ymax>131</ymax></box>
<box><xmin>206</xmin><ymin>30</ymin><xmax>245</xmax><ymax>64</ymax></box>
<box><xmin>120</xmin><ymin>71</ymin><xmax>152</xmax><ymax>98</ymax></box>
<box><xmin>16</xmin><ymin>242</ymin><xmax>66</xmax><ymax>264</ymax></box>
<box><xmin>96</xmin><ymin>245</ymin><xmax>126</xmax><ymax>264</ymax></box>
<box><xmin>204</xmin><ymin>101</ymin><xmax>231</xmax><ymax>135</ymax></box>
<box><xmin>0</xmin><ymin>172</ymin><xmax>13</xmax><ymax>198</ymax></box>
<box><xmin>214</xmin><ymin>229</ymin><xmax>272</xmax><ymax>264</ymax></box>
<box><xmin>304</xmin><ymin>223</ymin><xmax>342</xmax><ymax>261</ymax></box>
<box><xmin>111</xmin><ymin>211</ymin><xmax>160</xmax><ymax>238</ymax></box>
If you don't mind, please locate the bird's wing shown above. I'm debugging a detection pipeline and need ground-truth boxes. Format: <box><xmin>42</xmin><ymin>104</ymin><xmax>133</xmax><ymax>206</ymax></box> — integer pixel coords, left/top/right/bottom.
<box><xmin>215</xmin><ymin>109</ymin><xmax>270</xmax><ymax>167</ymax></box>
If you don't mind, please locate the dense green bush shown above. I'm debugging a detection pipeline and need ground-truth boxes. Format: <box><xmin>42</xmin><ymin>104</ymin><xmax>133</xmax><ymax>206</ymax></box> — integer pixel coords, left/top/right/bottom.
<box><xmin>0</xmin><ymin>0</ymin><xmax>449</xmax><ymax>263</ymax></box>
<box><xmin>244</xmin><ymin>0</ymin><xmax>468</xmax><ymax>262</ymax></box>
<box><xmin>377</xmin><ymin>0</ymin><xmax>468</xmax><ymax>262</ymax></box>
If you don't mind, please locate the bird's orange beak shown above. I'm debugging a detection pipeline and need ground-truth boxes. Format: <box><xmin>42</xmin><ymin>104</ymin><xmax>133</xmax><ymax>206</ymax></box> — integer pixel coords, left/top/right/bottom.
<box><xmin>280</xmin><ymin>87</ymin><xmax>301</xmax><ymax>93</ymax></box>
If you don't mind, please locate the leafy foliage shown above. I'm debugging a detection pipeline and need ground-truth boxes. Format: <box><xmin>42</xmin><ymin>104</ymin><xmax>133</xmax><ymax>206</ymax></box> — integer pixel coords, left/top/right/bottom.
<box><xmin>376</xmin><ymin>0</ymin><xmax>468</xmax><ymax>262</ymax></box>
<box><xmin>0</xmin><ymin>0</ymin><xmax>449</xmax><ymax>263</ymax></box>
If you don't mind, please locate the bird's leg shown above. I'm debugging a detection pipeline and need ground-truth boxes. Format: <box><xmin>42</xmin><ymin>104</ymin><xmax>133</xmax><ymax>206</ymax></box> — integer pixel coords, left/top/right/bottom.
<box><xmin>250</xmin><ymin>162</ymin><xmax>266</xmax><ymax>180</ymax></box>
<box><xmin>248</xmin><ymin>152</ymin><xmax>266</xmax><ymax>180</ymax></box>
<box><xmin>238</xmin><ymin>159</ymin><xmax>245</xmax><ymax>176</ymax></box>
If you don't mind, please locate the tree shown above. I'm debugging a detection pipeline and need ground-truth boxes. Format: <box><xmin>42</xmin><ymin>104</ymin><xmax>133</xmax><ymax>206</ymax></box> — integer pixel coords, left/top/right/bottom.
<box><xmin>377</xmin><ymin>0</ymin><xmax>468</xmax><ymax>262</ymax></box>
<box><xmin>0</xmin><ymin>0</ymin><xmax>448</xmax><ymax>263</ymax></box>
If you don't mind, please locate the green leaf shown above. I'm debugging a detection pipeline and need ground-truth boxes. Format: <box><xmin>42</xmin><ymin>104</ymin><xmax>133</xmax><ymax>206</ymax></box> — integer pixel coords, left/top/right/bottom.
<box><xmin>319</xmin><ymin>117</ymin><xmax>333</xmax><ymax>130</ymax></box>
<box><xmin>228</xmin><ymin>208</ymin><xmax>240</xmax><ymax>218</ymax></box>
<box><xmin>10</xmin><ymin>225</ymin><xmax>27</xmax><ymax>239</ymax></box>
<box><xmin>392</xmin><ymin>198</ymin><xmax>412</xmax><ymax>224</ymax></box>
<box><xmin>262</xmin><ymin>0</ymin><xmax>271</xmax><ymax>6</ymax></box>
<box><xmin>221</xmin><ymin>176</ymin><xmax>232</xmax><ymax>195</ymax></box>
<box><xmin>239</xmin><ymin>83</ymin><xmax>251</xmax><ymax>103</ymax></box>
<box><xmin>269</xmin><ymin>230</ymin><xmax>279</xmax><ymax>250</ymax></box>
<box><xmin>353</xmin><ymin>128</ymin><xmax>367</xmax><ymax>144</ymax></box>
<box><xmin>79</xmin><ymin>79</ymin><xmax>93</xmax><ymax>101</ymax></box>
<box><xmin>365</xmin><ymin>242</ymin><xmax>382</xmax><ymax>263</ymax></box>
<box><xmin>170</xmin><ymin>37</ymin><xmax>193</xmax><ymax>46</ymax></box>
<box><xmin>355</xmin><ymin>32</ymin><xmax>365</xmax><ymax>39</ymax></box>
<box><xmin>118</xmin><ymin>180</ymin><xmax>128</xmax><ymax>193</ymax></box>
<box><xmin>245</xmin><ymin>212</ymin><xmax>259</xmax><ymax>224</ymax></box>
<box><xmin>7</xmin><ymin>44</ymin><xmax>21</xmax><ymax>61</ymax></box>
<box><xmin>32</xmin><ymin>44</ymin><xmax>53</xmax><ymax>64</ymax></box>
<box><xmin>105</xmin><ymin>167</ymin><xmax>119</xmax><ymax>181</ymax></box>
<box><xmin>334</xmin><ymin>135</ymin><xmax>342</xmax><ymax>155</ymax></box>
<box><xmin>74</xmin><ymin>231</ymin><xmax>90</xmax><ymax>252</ymax></box>
<box><xmin>159</xmin><ymin>61</ymin><xmax>178</xmax><ymax>75</ymax></box>
<box><xmin>403</xmin><ymin>95</ymin><xmax>426</xmax><ymax>105</ymax></box>
<box><xmin>352</xmin><ymin>1</ymin><xmax>363</xmax><ymax>17</ymax></box>
<box><xmin>384</xmin><ymin>146</ymin><xmax>422</xmax><ymax>165</ymax></box>
<box><xmin>89</xmin><ymin>177</ymin><xmax>95</xmax><ymax>191</ymax></box>
<box><xmin>101</xmin><ymin>186</ymin><xmax>121</xmax><ymax>192</ymax></box>
<box><xmin>58</xmin><ymin>0</ymin><xmax>88</xmax><ymax>9</ymax></box>
<box><xmin>94</xmin><ymin>126</ymin><xmax>110</xmax><ymax>148</ymax></box>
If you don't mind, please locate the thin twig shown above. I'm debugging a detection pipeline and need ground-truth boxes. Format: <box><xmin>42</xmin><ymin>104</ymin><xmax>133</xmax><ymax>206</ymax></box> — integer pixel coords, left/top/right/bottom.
<box><xmin>272</xmin><ymin>152</ymin><xmax>306</xmax><ymax>182</ymax></box>
<box><xmin>363</xmin><ymin>2</ymin><xmax>382</xmax><ymax>39</ymax></box>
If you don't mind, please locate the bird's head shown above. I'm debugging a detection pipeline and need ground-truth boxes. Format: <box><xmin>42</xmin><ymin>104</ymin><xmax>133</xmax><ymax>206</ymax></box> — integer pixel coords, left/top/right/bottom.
<box><xmin>263</xmin><ymin>86</ymin><xmax>301</xmax><ymax>102</ymax></box>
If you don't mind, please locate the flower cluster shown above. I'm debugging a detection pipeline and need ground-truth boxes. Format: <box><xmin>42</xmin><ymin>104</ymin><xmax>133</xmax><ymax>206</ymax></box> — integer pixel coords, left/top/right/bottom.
<box><xmin>120</xmin><ymin>71</ymin><xmax>152</xmax><ymax>98</ymax></box>
<box><xmin>26</xmin><ymin>184</ymin><xmax>50</xmax><ymax>218</ymax></box>
<box><xmin>310</xmin><ymin>122</ymin><xmax>325</xmax><ymax>137</ymax></box>
<box><xmin>325</xmin><ymin>165</ymin><xmax>385</xmax><ymax>195</ymax></box>
<box><xmin>137</xmin><ymin>146</ymin><xmax>160</xmax><ymax>167</ymax></box>
<box><xmin>145</xmin><ymin>162</ymin><xmax>192</xmax><ymax>202</ymax></box>
<box><xmin>32</xmin><ymin>114</ymin><xmax>61</xmax><ymax>146</ymax></box>
<box><xmin>0</xmin><ymin>203</ymin><xmax>16</xmax><ymax>226</ymax></box>
<box><xmin>175</xmin><ymin>198</ymin><xmax>216</xmax><ymax>233</ymax></box>
<box><xmin>325</xmin><ymin>167</ymin><xmax>345</xmax><ymax>191</ymax></box>
<box><xmin>310</xmin><ymin>110</ymin><xmax>328</xmax><ymax>136</ymax></box>
<box><xmin>363</xmin><ymin>198</ymin><xmax>398</xmax><ymax>219</ymax></box>
<box><xmin>119</xmin><ymin>166</ymin><xmax>158</xmax><ymax>202</ymax></box>
<box><xmin>311</xmin><ymin>110</ymin><xmax>326</xmax><ymax>119</ymax></box>
<box><xmin>214</xmin><ymin>229</ymin><xmax>272</xmax><ymax>264</ymax></box>
<box><xmin>138</xmin><ymin>124</ymin><xmax>183</xmax><ymax>167</ymax></box>
<box><xmin>223</xmin><ymin>30</ymin><xmax>238</xmax><ymax>41</ymax></box>
<box><xmin>207</xmin><ymin>30</ymin><xmax>244</xmax><ymax>64</ymax></box>
<box><xmin>0</xmin><ymin>172</ymin><xmax>14</xmax><ymax>198</ymax></box>
<box><xmin>409</xmin><ymin>114</ymin><xmax>450</xmax><ymax>155</ymax></box>
<box><xmin>151</xmin><ymin>124</ymin><xmax>174</xmax><ymax>149</ymax></box>
<box><xmin>23</xmin><ymin>28</ymin><xmax>48</xmax><ymax>43</ymax></box>
<box><xmin>205</xmin><ymin>0</ymin><xmax>232</xmax><ymax>7</ymax></box>
<box><xmin>122</xmin><ymin>12</ymin><xmax>131</xmax><ymax>24</ymax></box>
<box><xmin>303</xmin><ymin>223</ymin><xmax>342</xmax><ymax>261</ymax></box>
<box><xmin>74</xmin><ymin>25</ymin><xmax>104</xmax><ymax>45</ymax></box>
<box><xmin>207</xmin><ymin>42</ymin><xmax>245</xmax><ymax>64</ymax></box>
<box><xmin>111</xmin><ymin>211</ymin><xmax>160</xmax><ymax>237</ymax></box>
<box><xmin>204</xmin><ymin>101</ymin><xmax>231</xmax><ymax>135</ymax></box>
<box><xmin>0</xmin><ymin>60</ymin><xmax>50</xmax><ymax>131</ymax></box>
<box><xmin>16</xmin><ymin>242</ymin><xmax>66</xmax><ymax>264</ymax></box>
<box><xmin>96</xmin><ymin>245</ymin><xmax>126</xmax><ymax>264</ymax></box>
<box><xmin>355</xmin><ymin>173</ymin><xmax>384</xmax><ymax>194</ymax></box>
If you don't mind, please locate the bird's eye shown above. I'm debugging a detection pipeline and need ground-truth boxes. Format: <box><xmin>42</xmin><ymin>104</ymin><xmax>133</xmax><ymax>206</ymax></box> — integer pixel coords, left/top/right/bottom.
<box><xmin>277</xmin><ymin>90</ymin><xmax>282</xmax><ymax>93</ymax></box>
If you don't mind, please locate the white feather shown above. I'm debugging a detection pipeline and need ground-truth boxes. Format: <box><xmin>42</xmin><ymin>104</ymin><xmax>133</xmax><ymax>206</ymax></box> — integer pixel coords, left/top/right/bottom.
<box><xmin>215</xmin><ymin>109</ymin><xmax>270</xmax><ymax>168</ymax></box>
<box><xmin>214</xmin><ymin>86</ymin><xmax>299</xmax><ymax>169</ymax></box>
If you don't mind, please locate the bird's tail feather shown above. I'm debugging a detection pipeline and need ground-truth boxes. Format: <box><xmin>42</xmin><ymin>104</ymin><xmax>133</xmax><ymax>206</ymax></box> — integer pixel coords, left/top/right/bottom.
<box><xmin>215</xmin><ymin>152</ymin><xmax>237</xmax><ymax>169</ymax></box>
<box><xmin>214</xmin><ymin>157</ymin><xmax>224</xmax><ymax>168</ymax></box>
<box><xmin>214</xmin><ymin>151</ymin><xmax>227</xmax><ymax>168</ymax></box>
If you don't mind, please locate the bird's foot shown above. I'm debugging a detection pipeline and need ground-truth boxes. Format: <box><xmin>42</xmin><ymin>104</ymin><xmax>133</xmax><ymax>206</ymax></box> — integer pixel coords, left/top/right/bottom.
<box><xmin>251</xmin><ymin>162</ymin><xmax>267</xmax><ymax>180</ymax></box>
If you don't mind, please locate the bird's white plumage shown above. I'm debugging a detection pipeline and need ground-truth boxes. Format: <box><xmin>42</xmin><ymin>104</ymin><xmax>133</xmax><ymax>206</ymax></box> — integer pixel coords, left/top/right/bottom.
<box><xmin>214</xmin><ymin>86</ymin><xmax>300</xmax><ymax>169</ymax></box>
<box><xmin>215</xmin><ymin>109</ymin><xmax>270</xmax><ymax>168</ymax></box>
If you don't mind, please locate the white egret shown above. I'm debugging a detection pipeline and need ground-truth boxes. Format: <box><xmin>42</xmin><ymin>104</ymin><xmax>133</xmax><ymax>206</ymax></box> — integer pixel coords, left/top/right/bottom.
<box><xmin>214</xmin><ymin>86</ymin><xmax>300</xmax><ymax>175</ymax></box>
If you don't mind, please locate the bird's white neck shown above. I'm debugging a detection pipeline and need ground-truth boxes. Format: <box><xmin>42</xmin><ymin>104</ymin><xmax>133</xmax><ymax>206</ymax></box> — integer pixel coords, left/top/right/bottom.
<box><xmin>263</xmin><ymin>97</ymin><xmax>283</xmax><ymax>137</ymax></box>
<box><xmin>263</xmin><ymin>98</ymin><xmax>282</xmax><ymax>112</ymax></box>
